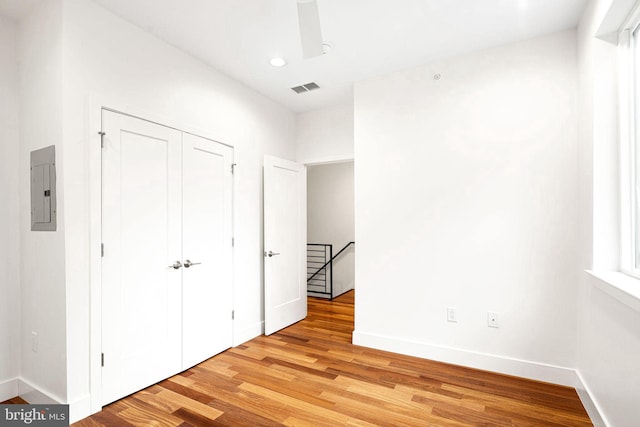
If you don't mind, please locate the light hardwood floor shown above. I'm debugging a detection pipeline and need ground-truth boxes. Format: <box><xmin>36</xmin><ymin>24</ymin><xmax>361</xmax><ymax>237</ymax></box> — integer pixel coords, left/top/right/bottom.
<box><xmin>5</xmin><ymin>291</ymin><xmax>593</xmax><ymax>426</ymax></box>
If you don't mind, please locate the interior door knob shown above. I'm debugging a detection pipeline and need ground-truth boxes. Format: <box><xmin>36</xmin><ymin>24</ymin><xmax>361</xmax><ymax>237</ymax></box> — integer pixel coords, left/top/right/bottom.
<box><xmin>169</xmin><ymin>261</ymin><xmax>182</xmax><ymax>269</ymax></box>
<box><xmin>183</xmin><ymin>259</ymin><xmax>202</xmax><ymax>268</ymax></box>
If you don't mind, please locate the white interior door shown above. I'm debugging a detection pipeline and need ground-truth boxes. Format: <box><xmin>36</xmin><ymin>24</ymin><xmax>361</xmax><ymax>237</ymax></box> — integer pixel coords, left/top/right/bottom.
<box><xmin>101</xmin><ymin>111</ymin><xmax>182</xmax><ymax>405</ymax></box>
<box><xmin>264</xmin><ymin>155</ymin><xmax>307</xmax><ymax>335</ymax></box>
<box><xmin>182</xmin><ymin>133</ymin><xmax>233</xmax><ymax>369</ymax></box>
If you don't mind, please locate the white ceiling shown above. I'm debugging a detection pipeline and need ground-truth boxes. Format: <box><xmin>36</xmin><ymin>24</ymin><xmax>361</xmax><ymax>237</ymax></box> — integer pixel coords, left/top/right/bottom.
<box><xmin>1</xmin><ymin>0</ymin><xmax>588</xmax><ymax>113</ymax></box>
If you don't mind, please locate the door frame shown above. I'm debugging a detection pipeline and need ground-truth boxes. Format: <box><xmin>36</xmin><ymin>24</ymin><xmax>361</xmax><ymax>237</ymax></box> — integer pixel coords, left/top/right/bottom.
<box><xmin>88</xmin><ymin>100</ymin><xmax>235</xmax><ymax>414</ymax></box>
<box><xmin>304</xmin><ymin>158</ymin><xmax>355</xmax><ymax>300</ymax></box>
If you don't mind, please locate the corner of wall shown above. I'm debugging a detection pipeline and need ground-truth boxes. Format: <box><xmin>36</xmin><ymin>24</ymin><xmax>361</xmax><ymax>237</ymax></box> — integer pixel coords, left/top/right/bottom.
<box><xmin>0</xmin><ymin>378</ymin><xmax>19</xmax><ymax>403</ymax></box>
<box><xmin>0</xmin><ymin>13</ymin><xmax>21</xmax><ymax>395</ymax></box>
<box><xmin>17</xmin><ymin>378</ymin><xmax>64</xmax><ymax>405</ymax></box>
<box><xmin>17</xmin><ymin>0</ymin><xmax>68</xmax><ymax>403</ymax></box>
<box><xmin>575</xmin><ymin>372</ymin><xmax>609</xmax><ymax>427</ymax></box>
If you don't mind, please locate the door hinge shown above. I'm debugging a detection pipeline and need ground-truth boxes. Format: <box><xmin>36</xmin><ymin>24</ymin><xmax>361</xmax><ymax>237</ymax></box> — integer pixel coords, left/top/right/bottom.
<box><xmin>232</xmin><ymin>237</ymin><xmax>234</xmax><ymax>247</ymax></box>
<box><xmin>101</xmin><ymin>243</ymin><xmax>104</xmax><ymax>257</ymax></box>
<box><xmin>231</xmin><ymin>163</ymin><xmax>237</xmax><ymax>174</ymax></box>
<box><xmin>101</xmin><ymin>353</ymin><xmax>104</xmax><ymax>367</ymax></box>
<box><xmin>98</xmin><ymin>131</ymin><xmax>106</xmax><ymax>148</ymax></box>
<box><xmin>232</xmin><ymin>310</ymin><xmax>235</xmax><ymax>320</ymax></box>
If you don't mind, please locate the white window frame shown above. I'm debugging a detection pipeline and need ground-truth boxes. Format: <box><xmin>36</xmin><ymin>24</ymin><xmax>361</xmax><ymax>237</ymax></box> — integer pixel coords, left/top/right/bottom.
<box><xmin>620</xmin><ymin>6</ymin><xmax>640</xmax><ymax>278</ymax></box>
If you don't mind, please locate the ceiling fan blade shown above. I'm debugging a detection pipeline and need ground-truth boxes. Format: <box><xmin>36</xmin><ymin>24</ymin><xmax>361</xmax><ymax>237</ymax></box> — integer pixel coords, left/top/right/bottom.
<box><xmin>297</xmin><ymin>0</ymin><xmax>324</xmax><ymax>59</ymax></box>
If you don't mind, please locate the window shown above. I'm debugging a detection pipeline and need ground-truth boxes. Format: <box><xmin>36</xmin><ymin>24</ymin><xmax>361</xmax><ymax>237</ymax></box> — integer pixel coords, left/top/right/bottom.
<box><xmin>592</xmin><ymin>0</ymin><xmax>640</xmax><ymax>309</ymax></box>
<box><xmin>621</xmin><ymin>8</ymin><xmax>640</xmax><ymax>277</ymax></box>
<box><xmin>634</xmin><ymin>24</ymin><xmax>640</xmax><ymax>271</ymax></box>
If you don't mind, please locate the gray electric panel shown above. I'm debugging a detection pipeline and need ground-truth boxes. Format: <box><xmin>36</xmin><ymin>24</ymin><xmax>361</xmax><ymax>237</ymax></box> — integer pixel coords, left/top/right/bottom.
<box><xmin>30</xmin><ymin>145</ymin><xmax>57</xmax><ymax>231</ymax></box>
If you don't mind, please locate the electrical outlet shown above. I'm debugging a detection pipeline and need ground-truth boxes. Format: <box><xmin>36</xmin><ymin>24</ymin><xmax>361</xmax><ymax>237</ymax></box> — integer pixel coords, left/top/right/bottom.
<box><xmin>31</xmin><ymin>331</ymin><xmax>38</xmax><ymax>353</ymax></box>
<box><xmin>447</xmin><ymin>307</ymin><xmax>457</xmax><ymax>323</ymax></box>
<box><xmin>487</xmin><ymin>312</ymin><xmax>499</xmax><ymax>328</ymax></box>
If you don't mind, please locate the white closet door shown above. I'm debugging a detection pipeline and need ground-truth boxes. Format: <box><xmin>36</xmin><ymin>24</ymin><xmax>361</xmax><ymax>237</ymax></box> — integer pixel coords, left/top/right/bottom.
<box><xmin>101</xmin><ymin>111</ymin><xmax>182</xmax><ymax>405</ymax></box>
<box><xmin>182</xmin><ymin>133</ymin><xmax>234</xmax><ymax>369</ymax></box>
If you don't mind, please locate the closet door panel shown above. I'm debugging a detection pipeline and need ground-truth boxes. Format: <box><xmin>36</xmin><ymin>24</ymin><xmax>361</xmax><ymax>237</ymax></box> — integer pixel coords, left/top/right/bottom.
<box><xmin>101</xmin><ymin>110</ymin><xmax>182</xmax><ymax>405</ymax></box>
<box><xmin>182</xmin><ymin>133</ymin><xmax>233</xmax><ymax>368</ymax></box>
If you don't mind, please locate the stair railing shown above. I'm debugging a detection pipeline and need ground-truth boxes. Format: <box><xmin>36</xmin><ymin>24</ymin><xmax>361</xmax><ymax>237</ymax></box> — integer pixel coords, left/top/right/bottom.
<box><xmin>307</xmin><ymin>241</ymin><xmax>355</xmax><ymax>299</ymax></box>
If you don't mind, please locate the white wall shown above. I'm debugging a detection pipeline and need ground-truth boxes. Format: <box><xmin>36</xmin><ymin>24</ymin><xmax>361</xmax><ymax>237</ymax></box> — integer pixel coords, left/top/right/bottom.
<box><xmin>353</xmin><ymin>30</ymin><xmax>580</xmax><ymax>385</ymax></box>
<box><xmin>0</xmin><ymin>14</ymin><xmax>21</xmax><ymax>400</ymax></box>
<box><xmin>307</xmin><ymin>162</ymin><xmax>355</xmax><ymax>297</ymax></box>
<box><xmin>578</xmin><ymin>274</ymin><xmax>640</xmax><ymax>427</ymax></box>
<box><xmin>18</xmin><ymin>0</ymin><xmax>640</xmax><ymax>425</ymax></box>
<box><xmin>576</xmin><ymin>0</ymin><xmax>640</xmax><ymax>424</ymax></box>
<box><xmin>18</xmin><ymin>0</ymin><xmax>68</xmax><ymax>403</ymax></box>
<box><xmin>59</xmin><ymin>0</ymin><xmax>295</xmax><ymax>419</ymax></box>
<box><xmin>296</xmin><ymin>102</ymin><xmax>354</xmax><ymax>164</ymax></box>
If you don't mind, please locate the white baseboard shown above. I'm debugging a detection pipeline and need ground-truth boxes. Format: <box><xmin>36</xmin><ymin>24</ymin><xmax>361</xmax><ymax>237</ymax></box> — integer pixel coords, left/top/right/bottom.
<box><xmin>307</xmin><ymin>291</ymin><xmax>331</xmax><ymax>299</ymax></box>
<box><xmin>3</xmin><ymin>378</ymin><xmax>92</xmax><ymax>424</ymax></box>
<box><xmin>233</xmin><ymin>320</ymin><xmax>264</xmax><ymax>346</ymax></box>
<box><xmin>0</xmin><ymin>377</ymin><xmax>19</xmax><ymax>402</ymax></box>
<box><xmin>2</xmin><ymin>377</ymin><xmax>62</xmax><ymax>406</ymax></box>
<box><xmin>18</xmin><ymin>378</ymin><xmax>63</xmax><ymax>405</ymax></box>
<box><xmin>352</xmin><ymin>330</ymin><xmax>579</xmax><ymax>387</ymax></box>
<box><xmin>575</xmin><ymin>371</ymin><xmax>609</xmax><ymax>427</ymax></box>
<box><xmin>67</xmin><ymin>393</ymin><xmax>92</xmax><ymax>424</ymax></box>
<box><xmin>332</xmin><ymin>287</ymin><xmax>354</xmax><ymax>298</ymax></box>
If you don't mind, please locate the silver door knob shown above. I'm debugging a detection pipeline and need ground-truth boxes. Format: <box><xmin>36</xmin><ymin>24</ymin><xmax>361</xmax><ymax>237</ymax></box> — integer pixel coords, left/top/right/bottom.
<box><xmin>183</xmin><ymin>259</ymin><xmax>202</xmax><ymax>268</ymax></box>
<box><xmin>266</xmin><ymin>251</ymin><xmax>280</xmax><ymax>257</ymax></box>
<box><xmin>169</xmin><ymin>261</ymin><xmax>182</xmax><ymax>269</ymax></box>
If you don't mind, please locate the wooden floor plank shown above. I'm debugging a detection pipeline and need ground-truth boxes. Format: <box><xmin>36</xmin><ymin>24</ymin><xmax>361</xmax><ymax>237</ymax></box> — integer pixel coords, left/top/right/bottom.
<box><xmin>321</xmin><ymin>389</ymin><xmax>432</xmax><ymax>426</ymax></box>
<box><xmin>4</xmin><ymin>291</ymin><xmax>592</xmax><ymax>426</ymax></box>
<box><xmin>0</xmin><ymin>397</ymin><xmax>28</xmax><ymax>404</ymax></box>
<box><xmin>205</xmin><ymin>396</ymin><xmax>284</xmax><ymax>427</ymax></box>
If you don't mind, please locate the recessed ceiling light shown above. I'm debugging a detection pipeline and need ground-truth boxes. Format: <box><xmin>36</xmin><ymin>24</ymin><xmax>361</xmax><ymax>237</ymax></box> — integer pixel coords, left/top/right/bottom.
<box><xmin>270</xmin><ymin>57</ymin><xmax>287</xmax><ymax>67</ymax></box>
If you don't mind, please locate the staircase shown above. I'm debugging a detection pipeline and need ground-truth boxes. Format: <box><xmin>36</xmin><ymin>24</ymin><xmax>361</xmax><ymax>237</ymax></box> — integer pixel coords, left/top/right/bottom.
<box><xmin>306</xmin><ymin>241</ymin><xmax>354</xmax><ymax>299</ymax></box>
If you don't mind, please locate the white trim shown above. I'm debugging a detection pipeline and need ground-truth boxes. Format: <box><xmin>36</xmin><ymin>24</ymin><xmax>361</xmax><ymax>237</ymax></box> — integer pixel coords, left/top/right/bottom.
<box><xmin>352</xmin><ymin>330</ymin><xmax>579</xmax><ymax>387</ymax></box>
<box><xmin>2</xmin><ymin>378</ymin><xmax>90</xmax><ymax>423</ymax></box>
<box><xmin>231</xmin><ymin>151</ymin><xmax>237</xmax><ymax>350</ymax></box>
<box><xmin>18</xmin><ymin>379</ymin><xmax>63</xmax><ymax>405</ymax></box>
<box><xmin>0</xmin><ymin>378</ymin><xmax>19</xmax><ymax>402</ymax></box>
<box><xmin>597</xmin><ymin>0</ymin><xmax>640</xmax><ymax>39</ymax></box>
<box><xmin>67</xmin><ymin>394</ymin><xmax>91</xmax><ymax>424</ymax></box>
<box><xmin>617</xmin><ymin>14</ymin><xmax>640</xmax><ymax>278</ymax></box>
<box><xmin>575</xmin><ymin>372</ymin><xmax>609</xmax><ymax>427</ymax></box>
<box><xmin>620</xmin><ymin>27</ymin><xmax>634</xmax><ymax>274</ymax></box>
<box><xmin>586</xmin><ymin>270</ymin><xmax>640</xmax><ymax>312</ymax></box>
<box><xmin>100</xmin><ymin>106</ymin><xmax>235</xmax><ymax>151</ymax></box>
<box><xmin>298</xmin><ymin>153</ymin><xmax>354</xmax><ymax>166</ymax></box>
<box><xmin>88</xmin><ymin>97</ymin><xmax>102</xmax><ymax>416</ymax></box>
<box><xmin>620</xmin><ymin>0</ymin><xmax>640</xmax><ymax>36</ymax></box>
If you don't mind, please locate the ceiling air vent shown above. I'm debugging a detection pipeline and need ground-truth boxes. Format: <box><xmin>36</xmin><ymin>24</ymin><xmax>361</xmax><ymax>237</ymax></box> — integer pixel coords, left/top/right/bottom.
<box><xmin>291</xmin><ymin>82</ymin><xmax>320</xmax><ymax>94</ymax></box>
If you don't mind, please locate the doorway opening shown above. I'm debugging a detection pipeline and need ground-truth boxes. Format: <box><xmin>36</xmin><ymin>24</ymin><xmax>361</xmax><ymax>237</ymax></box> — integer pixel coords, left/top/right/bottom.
<box><xmin>305</xmin><ymin>160</ymin><xmax>355</xmax><ymax>300</ymax></box>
